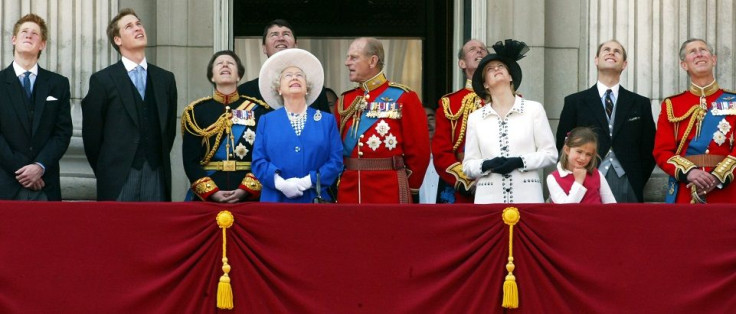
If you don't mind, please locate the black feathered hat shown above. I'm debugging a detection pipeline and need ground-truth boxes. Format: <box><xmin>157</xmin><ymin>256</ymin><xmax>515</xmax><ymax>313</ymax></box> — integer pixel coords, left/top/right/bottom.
<box><xmin>472</xmin><ymin>39</ymin><xmax>529</xmax><ymax>100</ymax></box>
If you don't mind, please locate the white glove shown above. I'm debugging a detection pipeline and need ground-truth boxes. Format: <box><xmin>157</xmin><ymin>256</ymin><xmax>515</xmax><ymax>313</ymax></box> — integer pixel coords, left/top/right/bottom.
<box><xmin>289</xmin><ymin>175</ymin><xmax>312</xmax><ymax>191</ymax></box>
<box><xmin>274</xmin><ymin>174</ymin><xmax>303</xmax><ymax>199</ymax></box>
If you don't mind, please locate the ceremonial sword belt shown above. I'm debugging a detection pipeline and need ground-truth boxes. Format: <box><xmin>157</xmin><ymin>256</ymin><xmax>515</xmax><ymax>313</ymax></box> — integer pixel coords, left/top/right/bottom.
<box><xmin>344</xmin><ymin>155</ymin><xmax>406</xmax><ymax>171</ymax></box>
<box><xmin>203</xmin><ymin>161</ymin><xmax>251</xmax><ymax>171</ymax></box>
<box><xmin>344</xmin><ymin>155</ymin><xmax>411</xmax><ymax>204</ymax></box>
<box><xmin>684</xmin><ymin>154</ymin><xmax>726</xmax><ymax>168</ymax></box>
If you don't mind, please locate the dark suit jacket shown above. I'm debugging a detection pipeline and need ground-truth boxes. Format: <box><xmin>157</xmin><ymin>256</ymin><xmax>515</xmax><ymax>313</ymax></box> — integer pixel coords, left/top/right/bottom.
<box><xmin>238</xmin><ymin>77</ymin><xmax>331</xmax><ymax>113</ymax></box>
<box><xmin>82</xmin><ymin>61</ymin><xmax>177</xmax><ymax>200</ymax></box>
<box><xmin>0</xmin><ymin>64</ymin><xmax>72</xmax><ymax>200</ymax></box>
<box><xmin>556</xmin><ymin>85</ymin><xmax>656</xmax><ymax>202</ymax></box>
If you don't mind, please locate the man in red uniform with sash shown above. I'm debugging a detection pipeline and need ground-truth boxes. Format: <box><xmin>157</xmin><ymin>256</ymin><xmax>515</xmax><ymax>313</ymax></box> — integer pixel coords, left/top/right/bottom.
<box><xmin>432</xmin><ymin>39</ymin><xmax>488</xmax><ymax>203</ymax></box>
<box><xmin>335</xmin><ymin>37</ymin><xmax>430</xmax><ymax>203</ymax></box>
<box><xmin>653</xmin><ymin>38</ymin><xmax>736</xmax><ymax>203</ymax></box>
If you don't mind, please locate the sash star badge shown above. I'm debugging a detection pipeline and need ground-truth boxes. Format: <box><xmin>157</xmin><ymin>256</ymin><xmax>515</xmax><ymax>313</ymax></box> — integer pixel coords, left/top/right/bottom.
<box><xmin>243</xmin><ymin>128</ymin><xmax>256</xmax><ymax>145</ymax></box>
<box><xmin>375</xmin><ymin>120</ymin><xmax>390</xmax><ymax>136</ymax></box>
<box><xmin>383</xmin><ymin>133</ymin><xmax>397</xmax><ymax>150</ymax></box>
<box><xmin>718</xmin><ymin>118</ymin><xmax>731</xmax><ymax>134</ymax></box>
<box><xmin>366</xmin><ymin>134</ymin><xmax>381</xmax><ymax>151</ymax></box>
<box><xmin>234</xmin><ymin>142</ymin><xmax>249</xmax><ymax>159</ymax></box>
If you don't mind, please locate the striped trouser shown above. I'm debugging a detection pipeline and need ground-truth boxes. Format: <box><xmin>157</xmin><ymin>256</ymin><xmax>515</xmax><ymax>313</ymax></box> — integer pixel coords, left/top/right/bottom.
<box><xmin>116</xmin><ymin>162</ymin><xmax>166</xmax><ymax>201</ymax></box>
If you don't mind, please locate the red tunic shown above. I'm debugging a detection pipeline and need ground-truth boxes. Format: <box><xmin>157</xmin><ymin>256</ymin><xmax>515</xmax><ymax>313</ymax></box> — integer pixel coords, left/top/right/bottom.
<box><xmin>653</xmin><ymin>82</ymin><xmax>736</xmax><ymax>203</ymax></box>
<box><xmin>431</xmin><ymin>80</ymin><xmax>483</xmax><ymax>203</ymax></box>
<box><xmin>335</xmin><ymin>72</ymin><xmax>430</xmax><ymax>203</ymax></box>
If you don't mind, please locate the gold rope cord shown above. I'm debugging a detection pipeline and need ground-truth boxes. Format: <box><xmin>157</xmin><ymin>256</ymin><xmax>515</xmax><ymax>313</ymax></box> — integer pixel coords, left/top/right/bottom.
<box><xmin>216</xmin><ymin>211</ymin><xmax>235</xmax><ymax>310</ymax></box>
<box><xmin>501</xmin><ymin>207</ymin><xmax>520</xmax><ymax>309</ymax></box>
<box><xmin>441</xmin><ymin>93</ymin><xmax>480</xmax><ymax>152</ymax></box>
<box><xmin>337</xmin><ymin>94</ymin><xmax>363</xmax><ymax>135</ymax></box>
<box><xmin>665</xmin><ymin>99</ymin><xmax>703</xmax><ymax>155</ymax></box>
<box><xmin>181</xmin><ymin>101</ymin><xmax>234</xmax><ymax>165</ymax></box>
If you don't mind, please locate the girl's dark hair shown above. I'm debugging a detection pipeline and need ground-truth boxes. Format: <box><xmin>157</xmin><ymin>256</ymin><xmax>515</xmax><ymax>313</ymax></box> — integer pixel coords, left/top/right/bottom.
<box><xmin>206</xmin><ymin>50</ymin><xmax>245</xmax><ymax>87</ymax></box>
<box><xmin>560</xmin><ymin>126</ymin><xmax>599</xmax><ymax>173</ymax></box>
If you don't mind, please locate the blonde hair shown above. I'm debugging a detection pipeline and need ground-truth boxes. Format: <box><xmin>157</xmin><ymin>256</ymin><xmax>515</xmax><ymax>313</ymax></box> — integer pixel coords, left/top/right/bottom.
<box><xmin>559</xmin><ymin>127</ymin><xmax>598</xmax><ymax>173</ymax></box>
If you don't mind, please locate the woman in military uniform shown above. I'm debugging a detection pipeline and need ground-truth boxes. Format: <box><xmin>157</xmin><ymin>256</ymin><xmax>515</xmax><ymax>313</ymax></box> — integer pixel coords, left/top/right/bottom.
<box><xmin>181</xmin><ymin>50</ymin><xmax>270</xmax><ymax>202</ymax></box>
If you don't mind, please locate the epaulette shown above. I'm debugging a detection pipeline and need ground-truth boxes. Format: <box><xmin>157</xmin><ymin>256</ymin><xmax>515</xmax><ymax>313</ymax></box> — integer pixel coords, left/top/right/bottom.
<box><xmin>439</xmin><ymin>92</ymin><xmax>454</xmax><ymax>100</ymax></box>
<box><xmin>723</xmin><ymin>89</ymin><xmax>736</xmax><ymax>95</ymax></box>
<box><xmin>389</xmin><ymin>82</ymin><xmax>412</xmax><ymax>92</ymax></box>
<box><xmin>241</xmin><ymin>95</ymin><xmax>270</xmax><ymax>110</ymax></box>
<box><xmin>439</xmin><ymin>88</ymin><xmax>468</xmax><ymax>100</ymax></box>
<box><xmin>184</xmin><ymin>96</ymin><xmax>213</xmax><ymax>111</ymax></box>
<box><xmin>663</xmin><ymin>91</ymin><xmax>687</xmax><ymax>101</ymax></box>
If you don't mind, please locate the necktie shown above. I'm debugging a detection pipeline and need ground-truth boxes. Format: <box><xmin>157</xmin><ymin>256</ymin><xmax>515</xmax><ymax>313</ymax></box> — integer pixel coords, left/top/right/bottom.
<box><xmin>133</xmin><ymin>66</ymin><xmax>146</xmax><ymax>99</ymax></box>
<box><xmin>23</xmin><ymin>71</ymin><xmax>32</xmax><ymax>99</ymax></box>
<box><xmin>604</xmin><ymin>89</ymin><xmax>614</xmax><ymax>119</ymax></box>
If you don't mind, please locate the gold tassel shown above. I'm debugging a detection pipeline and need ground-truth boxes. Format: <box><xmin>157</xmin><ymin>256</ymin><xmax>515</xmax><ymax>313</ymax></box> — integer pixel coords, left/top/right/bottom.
<box><xmin>502</xmin><ymin>207</ymin><xmax>520</xmax><ymax>309</ymax></box>
<box><xmin>216</xmin><ymin>211</ymin><xmax>235</xmax><ymax>310</ymax></box>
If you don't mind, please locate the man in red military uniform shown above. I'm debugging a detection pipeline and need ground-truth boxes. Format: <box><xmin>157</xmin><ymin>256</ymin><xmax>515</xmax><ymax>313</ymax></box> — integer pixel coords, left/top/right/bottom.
<box><xmin>335</xmin><ymin>37</ymin><xmax>430</xmax><ymax>203</ymax></box>
<box><xmin>653</xmin><ymin>38</ymin><xmax>736</xmax><ymax>203</ymax></box>
<box><xmin>432</xmin><ymin>39</ymin><xmax>488</xmax><ymax>203</ymax></box>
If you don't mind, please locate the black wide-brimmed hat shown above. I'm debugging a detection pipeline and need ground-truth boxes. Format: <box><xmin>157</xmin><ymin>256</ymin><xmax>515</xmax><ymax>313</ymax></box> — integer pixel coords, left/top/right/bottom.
<box><xmin>472</xmin><ymin>39</ymin><xmax>529</xmax><ymax>99</ymax></box>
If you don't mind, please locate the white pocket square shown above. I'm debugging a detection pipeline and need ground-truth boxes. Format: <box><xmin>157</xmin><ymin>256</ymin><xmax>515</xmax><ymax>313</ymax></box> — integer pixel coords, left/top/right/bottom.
<box><xmin>46</xmin><ymin>96</ymin><xmax>58</xmax><ymax>101</ymax></box>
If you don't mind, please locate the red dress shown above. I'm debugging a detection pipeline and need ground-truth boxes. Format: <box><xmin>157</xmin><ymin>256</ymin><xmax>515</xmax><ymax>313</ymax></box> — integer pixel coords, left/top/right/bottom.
<box><xmin>653</xmin><ymin>82</ymin><xmax>736</xmax><ymax>203</ymax></box>
<box><xmin>431</xmin><ymin>80</ymin><xmax>483</xmax><ymax>203</ymax></box>
<box><xmin>335</xmin><ymin>72</ymin><xmax>430</xmax><ymax>203</ymax></box>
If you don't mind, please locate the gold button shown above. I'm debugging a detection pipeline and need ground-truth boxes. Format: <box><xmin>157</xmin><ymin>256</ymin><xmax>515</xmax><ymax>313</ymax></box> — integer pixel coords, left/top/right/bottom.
<box><xmin>358</xmin><ymin>152</ymin><xmax>364</xmax><ymax>156</ymax></box>
<box><xmin>360</xmin><ymin>135</ymin><xmax>364</xmax><ymax>138</ymax></box>
<box><xmin>358</xmin><ymin>142</ymin><xmax>363</xmax><ymax>147</ymax></box>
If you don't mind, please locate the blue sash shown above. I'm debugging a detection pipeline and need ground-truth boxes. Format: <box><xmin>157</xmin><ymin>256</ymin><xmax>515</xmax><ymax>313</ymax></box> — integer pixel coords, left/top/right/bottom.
<box><xmin>665</xmin><ymin>92</ymin><xmax>735</xmax><ymax>203</ymax></box>
<box><xmin>342</xmin><ymin>87</ymin><xmax>404</xmax><ymax>156</ymax></box>
<box><xmin>185</xmin><ymin>122</ymin><xmax>249</xmax><ymax>201</ymax></box>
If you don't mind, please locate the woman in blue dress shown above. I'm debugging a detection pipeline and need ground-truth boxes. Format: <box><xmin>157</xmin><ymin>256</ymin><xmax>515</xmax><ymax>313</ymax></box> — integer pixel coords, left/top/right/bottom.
<box><xmin>252</xmin><ymin>49</ymin><xmax>343</xmax><ymax>203</ymax></box>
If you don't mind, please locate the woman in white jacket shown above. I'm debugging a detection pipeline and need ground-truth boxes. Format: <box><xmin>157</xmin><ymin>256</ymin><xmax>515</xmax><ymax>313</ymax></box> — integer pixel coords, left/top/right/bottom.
<box><xmin>463</xmin><ymin>39</ymin><xmax>557</xmax><ymax>204</ymax></box>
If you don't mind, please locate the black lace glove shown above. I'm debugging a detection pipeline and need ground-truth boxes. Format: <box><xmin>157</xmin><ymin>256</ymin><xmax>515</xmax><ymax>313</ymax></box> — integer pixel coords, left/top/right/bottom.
<box><xmin>494</xmin><ymin>157</ymin><xmax>524</xmax><ymax>175</ymax></box>
<box><xmin>481</xmin><ymin>157</ymin><xmax>507</xmax><ymax>173</ymax></box>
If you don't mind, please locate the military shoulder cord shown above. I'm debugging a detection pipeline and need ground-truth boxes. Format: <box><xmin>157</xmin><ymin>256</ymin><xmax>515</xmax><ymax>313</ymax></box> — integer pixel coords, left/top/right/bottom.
<box><xmin>665</xmin><ymin>99</ymin><xmax>705</xmax><ymax>155</ymax></box>
<box><xmin>182</xmin><ymin>102</ymin><xmax>234</xmax><ymax>165</ymax></box>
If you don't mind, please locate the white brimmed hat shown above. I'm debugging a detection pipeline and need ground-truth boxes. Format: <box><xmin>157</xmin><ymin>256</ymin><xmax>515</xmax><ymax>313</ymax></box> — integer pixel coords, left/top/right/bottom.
<box><xmin>258</xmin><ymin>48</ymin><xmax>324</xmax><ymax>110</ymax></box>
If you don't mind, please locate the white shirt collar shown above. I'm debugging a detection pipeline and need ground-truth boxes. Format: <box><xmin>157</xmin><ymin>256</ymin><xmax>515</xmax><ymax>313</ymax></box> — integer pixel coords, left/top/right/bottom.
<box><xmin>556</xmin><ymin>162</ymin><xmax>572</xmax><ymax>177</ymax></box>
<box><xmin>596</xmin><ymin>81</ymin><xmax>620</xmax><ymax>99</ymax></box>
<box><xmin>12</xmin><ymin>61</ymin><xmax>38</xmax><ymax>77</ymax></box>
<box><xmin>121</xmin><ymin>56</ymin><xmax>148</xmax><ymax>72</ymax></box>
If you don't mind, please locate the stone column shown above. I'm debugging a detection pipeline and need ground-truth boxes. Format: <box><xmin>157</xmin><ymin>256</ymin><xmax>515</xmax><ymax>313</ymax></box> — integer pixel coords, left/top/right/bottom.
<box><xmin>146</xmin><ymin>0</ymin><xmax>215</xmax><ymax>201</ymax></box>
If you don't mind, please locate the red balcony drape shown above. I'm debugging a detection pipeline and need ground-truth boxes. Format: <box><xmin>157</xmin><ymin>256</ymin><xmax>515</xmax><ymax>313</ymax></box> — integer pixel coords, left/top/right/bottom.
<box><xmin>1</xmin><ymin>202</ymin><xmax>734</xmax><ymax>313</ymax></box>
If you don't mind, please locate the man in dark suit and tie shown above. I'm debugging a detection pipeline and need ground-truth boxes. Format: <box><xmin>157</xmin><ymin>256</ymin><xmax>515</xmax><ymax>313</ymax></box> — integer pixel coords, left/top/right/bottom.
<box><xmin>557</xmin><ymin>40</ymin><xmax>656</xmax><ymax>202</ymax></box>
<box><xmin>0</xmin><ymin>14</ymin><xmax>72</xmax><ymax>201</ymax></box>
<box><xmin>82</xmin><ymin>8</ymin><xmax>177</xmax><ymax>201</ymax></box>
<box><xmin>237</xmin><ymin>19</ymin><xmax>330</xmax><ymax>112</ymax></box>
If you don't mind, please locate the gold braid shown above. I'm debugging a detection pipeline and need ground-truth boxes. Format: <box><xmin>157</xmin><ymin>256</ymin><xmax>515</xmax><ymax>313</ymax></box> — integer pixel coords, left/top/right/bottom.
<box><xmin>665</xmin><ymin>99</ymin><xmax>705</xmax><ymax>155</ymax></box>
<box><xmin>181</xmin><ymin>97</ymin><xmax>234</xmax><ymax>165</ymax></box>
<box><xmin>337</xmin><ymin>93</ymin><xmax>363</xmax><ymax>135</ymax></box>
<box><xmin>441</xmin><ymin>92</ymin><xmax>481</xmax><ymax>151</ymax></box>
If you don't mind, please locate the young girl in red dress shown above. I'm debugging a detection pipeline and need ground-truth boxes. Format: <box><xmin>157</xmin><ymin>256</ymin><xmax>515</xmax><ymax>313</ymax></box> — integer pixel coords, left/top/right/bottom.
<box><xmin>547</xmin><ymin>127</ymin><xmax>616</xmax><ymax>203</ymax></box>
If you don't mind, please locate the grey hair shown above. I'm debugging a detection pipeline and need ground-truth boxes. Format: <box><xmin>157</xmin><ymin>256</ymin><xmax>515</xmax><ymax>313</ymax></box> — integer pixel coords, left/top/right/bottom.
<box><xmin>356</xmin><ymin>37</ymin><xmax>384</xmax><ymax>70</ymax></box>
<box><xmin>270</xmin><ymin>66</ymin><xmax>313</xmax><ymax>106</ymax></box>
<box><xmin>679</xmin><ymin>38</ymin><xmax>715</xmax><ymax>61</ymax></box>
